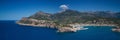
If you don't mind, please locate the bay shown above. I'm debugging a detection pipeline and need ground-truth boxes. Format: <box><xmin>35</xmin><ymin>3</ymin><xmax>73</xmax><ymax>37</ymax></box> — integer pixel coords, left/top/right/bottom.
<box><xmin>0</xmin><ymin>20</ymin><xmax>120</xmax><ymax>40</ymax></box>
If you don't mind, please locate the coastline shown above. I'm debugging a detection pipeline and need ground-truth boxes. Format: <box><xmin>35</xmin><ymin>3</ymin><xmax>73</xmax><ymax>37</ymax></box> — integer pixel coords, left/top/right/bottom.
<box><xmin>16</xmin><ymin>21</ymin><xmax>120</xmax><ymax>32</ymax></box>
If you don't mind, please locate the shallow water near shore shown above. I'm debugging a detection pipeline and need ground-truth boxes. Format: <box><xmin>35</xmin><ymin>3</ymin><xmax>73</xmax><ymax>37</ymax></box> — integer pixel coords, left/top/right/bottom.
<box><xmin>0</xmin><ymin>20</ymin><xmax>120</xmax><ymax>40</ymax></box>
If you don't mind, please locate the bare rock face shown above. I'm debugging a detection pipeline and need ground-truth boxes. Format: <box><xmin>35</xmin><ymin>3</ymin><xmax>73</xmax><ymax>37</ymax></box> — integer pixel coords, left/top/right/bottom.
<box><xmin>57</xmin><ymin>27</ymin><xmax>77</xmax><ymax>32</ymax></box>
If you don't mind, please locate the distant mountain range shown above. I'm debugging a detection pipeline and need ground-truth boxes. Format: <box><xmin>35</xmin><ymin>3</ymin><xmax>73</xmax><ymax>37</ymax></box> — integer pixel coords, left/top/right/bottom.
<box><xmin>29</xmin><ymin>9</ymin><xmax>120</xmax><ymax>19</ymax></box>
<box><xmin>26</xmin><ymin>9</ymin><xmax>120</xmax><ymax>24</ymax></box>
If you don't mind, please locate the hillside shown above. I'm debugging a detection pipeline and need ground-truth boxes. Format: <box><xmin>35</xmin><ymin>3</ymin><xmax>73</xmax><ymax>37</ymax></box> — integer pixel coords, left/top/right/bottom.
<box><xmin>17</xmin><ymin>9</ymin><xmax>120</xmax><ymax>32</ymax></box>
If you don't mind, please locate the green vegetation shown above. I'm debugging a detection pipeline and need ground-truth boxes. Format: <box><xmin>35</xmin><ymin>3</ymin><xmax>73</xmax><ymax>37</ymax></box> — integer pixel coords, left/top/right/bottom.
<box><xmin>19</xmin><ymin>10</ymin><xmax>120</xmax><ymax>27</ymax></box>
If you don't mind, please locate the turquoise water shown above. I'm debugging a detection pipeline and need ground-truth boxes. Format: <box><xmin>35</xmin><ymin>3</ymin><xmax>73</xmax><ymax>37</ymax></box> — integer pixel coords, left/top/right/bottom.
<box><xmin>0</xmin><ymin>21</ymin><xmax>120</xmax><ymax>40</ymax></box>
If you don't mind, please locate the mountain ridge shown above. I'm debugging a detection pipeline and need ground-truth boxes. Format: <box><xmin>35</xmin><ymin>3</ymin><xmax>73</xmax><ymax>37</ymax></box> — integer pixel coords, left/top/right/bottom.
<box><xmin>17</xmin><ymin>9</ymin><xmax>120</xmax><ymax>32</ymax></box>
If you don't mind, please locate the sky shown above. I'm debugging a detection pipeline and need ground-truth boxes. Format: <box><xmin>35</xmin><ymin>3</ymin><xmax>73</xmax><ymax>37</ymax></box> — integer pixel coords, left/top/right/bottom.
<box><xmin>0</xmin><ymin>0</ymin><xmax>120</xmax><ymax>20</ymax></box>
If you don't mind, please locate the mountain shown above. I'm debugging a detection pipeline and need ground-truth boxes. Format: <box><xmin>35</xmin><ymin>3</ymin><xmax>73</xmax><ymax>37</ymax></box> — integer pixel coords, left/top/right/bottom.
<box><xmin>18</xmin><ymin>9</ymin><xmax>120</xmax><ymax>27</ymax></box>
<box><xmin>114</xmin><ymin>12</ymin><xmax>120</xmax><ymax>18</ymax></box>
<box><xmin>17</xmin><ymin>9</ymin><xmax>120</xmax><ymax>32</ymax></box>
<box><xmin>28</xmin><ymin>11</ymin><xmax>51</xmax><ymax>20</ymax></box>
<box><xmin>51</xmin><ymin>10</ymin><xmax>96</xmax><ymax>24</ymax></box>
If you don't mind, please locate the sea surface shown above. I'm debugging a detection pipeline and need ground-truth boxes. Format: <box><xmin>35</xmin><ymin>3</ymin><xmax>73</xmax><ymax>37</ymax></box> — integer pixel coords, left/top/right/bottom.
<box><xmin>0</xmin><ymin>20</ymin><xmax>120</xmax><ymax>40</ymax></box>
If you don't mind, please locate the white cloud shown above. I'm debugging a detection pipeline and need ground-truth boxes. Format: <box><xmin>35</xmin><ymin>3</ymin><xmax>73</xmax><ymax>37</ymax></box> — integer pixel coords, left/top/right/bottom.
<box><xmin>60</xmin><ymin>5</ymin><xmax>68</xmax><ymax>10</ymax></box>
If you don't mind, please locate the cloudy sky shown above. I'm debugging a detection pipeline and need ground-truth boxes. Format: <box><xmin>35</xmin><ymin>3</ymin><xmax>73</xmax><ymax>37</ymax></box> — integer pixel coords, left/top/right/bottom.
<box><xmin>0</xmin><ymin>0</ymin><xmax>120</xmax><ymax>20</ymax></box>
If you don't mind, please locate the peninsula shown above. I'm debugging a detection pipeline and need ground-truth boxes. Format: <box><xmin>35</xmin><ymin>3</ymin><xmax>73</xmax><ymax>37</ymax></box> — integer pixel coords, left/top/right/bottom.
<box><xmin>17</xmin><ymin>9</ymin><xmax>120</xmax><ymax>32</ymax></box>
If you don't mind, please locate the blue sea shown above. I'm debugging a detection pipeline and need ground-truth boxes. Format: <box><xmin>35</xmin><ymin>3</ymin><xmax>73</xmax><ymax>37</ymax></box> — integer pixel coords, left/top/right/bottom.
<box><xmin>0</xmin><ymin>20</ymin><xmax>120</xmax><ymax>40</ymax></box>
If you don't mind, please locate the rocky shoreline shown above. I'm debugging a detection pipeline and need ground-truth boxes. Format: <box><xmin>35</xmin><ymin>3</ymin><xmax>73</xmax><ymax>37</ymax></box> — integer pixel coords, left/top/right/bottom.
<box><xmin>17</xmin><ymin>22</ymin><xmax>80</xmax><ymax>32</ymax></box>
<box><xmin>16</xmin><ymin>10</ymin><xmax>120</xmax><ymax>32</ymax></box>
<box><xmin>17</xmin><ymin>21</ymin><xmax>120</xmax><ymax>32</ymax></box>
